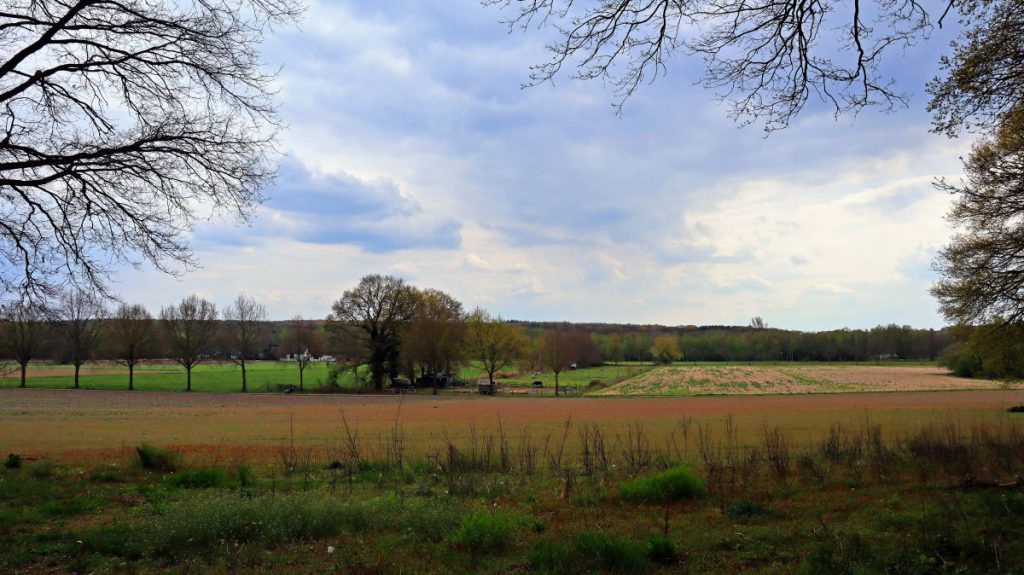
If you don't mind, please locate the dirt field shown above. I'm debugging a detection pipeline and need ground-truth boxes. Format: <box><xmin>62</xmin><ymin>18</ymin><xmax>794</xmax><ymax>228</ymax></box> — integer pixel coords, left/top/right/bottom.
<box><xmin>2</xmin><ymin>387</ymin><xmax>1022</xmax><ymax>465</ymax></box>
<box><xmin>595</xmin><ymin>364</ymin><xmax>1019</xmax><ymax>395</ymax></box>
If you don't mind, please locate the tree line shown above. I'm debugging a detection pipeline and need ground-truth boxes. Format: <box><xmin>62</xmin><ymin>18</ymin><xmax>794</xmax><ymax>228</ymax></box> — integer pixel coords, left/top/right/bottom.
<box><xmin>1</xmin><ymin>275</ymin><xmax>959</xmax><ymax>394</ymax></box>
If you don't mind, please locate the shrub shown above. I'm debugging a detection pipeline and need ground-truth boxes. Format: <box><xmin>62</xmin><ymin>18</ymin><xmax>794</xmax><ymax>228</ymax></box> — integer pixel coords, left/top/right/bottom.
<box><xmin>1008</xmin><ymin>405</ymin><xmax>1024</xmax><ymax>413</ymax></box>
<box><xmin>644</xmin><ymin>535</ymin><xmax>678</xmax><ymax>565</ymax></box>
<box><xmin>938</xmin><ymin>342</ymin><xmax>982</xmax><ymax>378</ymax></box>
<box><xmin>448</xmin><ymin>510</ymin><xmax>522</xmax><ymax>554</ymax></box>
<box><xmin>619</xmin><ymin>466</ymin><xmax>704</xmax><ymax>503</ymax></box>
<box><xmin>166</xmin><ymin>468</ymin><xmax>226</xmax><ymax>489</ymax></box>
<box><xmin>528</xmin><ymin>533</ymin><xmax>646</xmax><ymax>573</ymax></box>
<box><xmin>135</xmin><ymin>444</ymin><xmax>180</xmax><ymax>472</ymax></box>
<box><xmin>573</xmin><ymin>533</ymin><xmax>646</xmax><ymax>572</ymax></box>
<box><xmin>3</xmin><ymin>454</ymin><xmax>21</xmax><ymax>469</ymax></box>
<box><xmin>235</xmin><ymin>464</ymin><xmax>253</xmax><ymax>488</ymax></box>
<box><xmin>84</xmin><ymin>493</ymin><xmax>349</xmax><ymax>558</ymax></box>
<box><xmin>29</xmin><ymin>460</ymin><xmax>57</xmax><ymax>479</ymax></box>
<box><xmin>726</xmin><ymin>500</ymin><xmax>772</xmax><ymax>519</ymax></box>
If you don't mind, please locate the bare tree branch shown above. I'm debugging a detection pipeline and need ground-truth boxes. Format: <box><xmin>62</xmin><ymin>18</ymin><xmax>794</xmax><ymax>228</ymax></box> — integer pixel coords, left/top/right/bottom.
<box><xmin>0</xmin><ymin>0</ymin><xmax>301</xmax><ymax>304</ymax></box>
<box><xmin>485</xmin><ymin>0</ymin><xmax>940</xmax><ymax>131</ymax></box>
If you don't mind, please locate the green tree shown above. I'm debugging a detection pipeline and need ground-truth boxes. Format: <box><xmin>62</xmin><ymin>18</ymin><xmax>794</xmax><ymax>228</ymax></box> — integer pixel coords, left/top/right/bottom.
<box><xmin>467</xmin><ymin>309</ymin><xmax>528</xmax><ymax>387</ymax></box>
<box><xmin>932</xmin><ymin>106</ymin><xmax>1024</xmax><ymax>325</ymax></box>
<box><xmin>650</xmin><ymin>335</ymin><xmax>682</xmax><ymax>365</ymax></box>
<box><xmin>402</xmin><ymin>289</ymin><xmax>466</xmax><ymax>393</ymax></box>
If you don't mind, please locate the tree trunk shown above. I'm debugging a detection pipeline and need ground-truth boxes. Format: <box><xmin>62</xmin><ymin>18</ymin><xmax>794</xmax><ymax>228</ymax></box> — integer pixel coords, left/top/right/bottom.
<box><xmin>555</xmin><ymin>371</ymin><xmax>560</xmax><ymax>397</ymax></box>
<box><xmin>74</xmin><ymin>364</ymin><xmax>80</xmax><ymax>389</ymax></box>
<box><xmin>299</xmin><ymin>364</ymin><xmax>304</xmax><ymax>391</ymax></box>
<box><xmin>129</xmin><ymin>364</ymin><xmax>134</xmax><ymax>391</ymax></box>
<box><xmin>20</xmin><ymin>363</ymin><xmax>27</xmax><ymax>388</ymax></box>
<box><xmin>186</xmin><ymin>366</ymin><xmax>192</xmax><ymax>392</ymax></box>
<box><xmin>241</xmin><ymin>362</ymin><xmax>247</xmax><ymax>393</ymax></box>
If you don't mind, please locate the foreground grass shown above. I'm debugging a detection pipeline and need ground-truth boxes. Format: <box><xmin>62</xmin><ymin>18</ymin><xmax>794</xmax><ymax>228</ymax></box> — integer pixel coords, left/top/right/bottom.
<box><xmin>4</xmin><ymin>415</ymin><xmax>1024</xmax><ymax>574</ymax></box>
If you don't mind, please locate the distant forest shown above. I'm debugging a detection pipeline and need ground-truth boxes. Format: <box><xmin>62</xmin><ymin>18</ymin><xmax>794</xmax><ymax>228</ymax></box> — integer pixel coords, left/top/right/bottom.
<box><xmin>513</xmin><ymin>322</ymin><xmax>952</xmax><ymax>363</ymax></box>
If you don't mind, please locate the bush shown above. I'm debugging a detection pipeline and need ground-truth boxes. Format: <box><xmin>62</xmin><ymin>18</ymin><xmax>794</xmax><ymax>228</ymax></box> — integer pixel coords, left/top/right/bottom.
<box><xmin>644</xmin><ymin>535</ymin><xmax>678</xmax><ymax>565</ymax></box>
<box><xmin>529</xmin><ymin>533</ymin><xmax>646</xmax><ymax>573</ymax></box>
<box><xmin>938</xmin><ymin>343</ymin><xmax>982</xmax><ymax>378</ymax></box>
<box><xmin>619</xmin><ymin>466</ymin><xmax>704</xmax><ymax>503</ymax></box>
<box><xmin>29</xmin><ymin>460</ymin><xmax>57</xmax><ymax>479</ymax></box>
<box><xmin>3</xmin><ymin>454</ymin><xmax>21</xmax><ymax>469</ymax></box>
<box><xmin>1008</xmin><ymin>405</ymin><xmax>1024</xmax><ymax>413</ymax></box>
<box><xmin>135</xmin><ymin>444</ymin><xmax>180</xmax><ymax>472</ymax></box>
<box><xmin>166</xmin><ymin>468</ymin><xmax>226</xmax><ymax>489</ymax></box>
<box><xmin>726</xmin><ymin>500</ymin><xmax>772</xmax><ymax>519</ymax></box>
<box><xmin>447</xmin><ymin>510</ymin><xmax>522</xmax><ymax>554</ymax></box>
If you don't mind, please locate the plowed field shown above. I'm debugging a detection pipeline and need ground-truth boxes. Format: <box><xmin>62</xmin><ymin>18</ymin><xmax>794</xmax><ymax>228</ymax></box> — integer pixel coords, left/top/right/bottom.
<box><xmin>595</xmin><ymin>364</ymin><xmax>1019</xmax><ymax>395</ymax></box>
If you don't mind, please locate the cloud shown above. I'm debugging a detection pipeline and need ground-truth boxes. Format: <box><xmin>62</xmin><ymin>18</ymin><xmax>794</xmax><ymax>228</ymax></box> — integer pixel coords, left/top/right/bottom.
<box><xmin>111</xmin><ymin>0</ymin><xmax>975</xmax><ymax>331</ymax></box>
<box><xmin>194</xmin><ymin>159</ymin><xmax>461</xmax><ymax>253</ymax></box>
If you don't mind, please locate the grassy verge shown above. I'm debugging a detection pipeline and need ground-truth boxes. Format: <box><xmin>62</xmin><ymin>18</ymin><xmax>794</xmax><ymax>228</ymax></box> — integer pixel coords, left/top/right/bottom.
<box><xmin>3</xmin><ymin>414</ymin><xmax>1024</xmax><ymax>573</ymax></box>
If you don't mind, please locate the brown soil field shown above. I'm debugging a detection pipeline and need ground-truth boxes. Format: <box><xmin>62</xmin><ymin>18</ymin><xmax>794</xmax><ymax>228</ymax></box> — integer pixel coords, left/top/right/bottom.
<box><xmin>3</xmin><ymin>388</ymin><xmax>1023</xmax><ymax>466</ymax></box>
<box><xmin>596</xmin><ymin>365</ymin><xmax>1020</xmax><ymax>395</ymax></box>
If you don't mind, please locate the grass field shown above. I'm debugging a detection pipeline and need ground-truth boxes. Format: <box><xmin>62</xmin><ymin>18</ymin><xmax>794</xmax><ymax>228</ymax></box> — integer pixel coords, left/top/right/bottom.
<box><xmin>3</xmin><ymin>387</ymin><xmax>1024</xmax><ymax>573</ymax></box>
<box><xmin>0</xmin><ymin>360</ymin><xmax>340</xmax><ymax>392</ymax></box>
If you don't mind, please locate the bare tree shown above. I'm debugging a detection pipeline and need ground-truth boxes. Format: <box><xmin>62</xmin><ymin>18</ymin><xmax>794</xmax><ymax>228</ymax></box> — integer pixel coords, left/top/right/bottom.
<box><xmin>0</xmin><ymin>302</ymin><xmax>47</xmax><ymax>387</ymax></box>
<box><xmin>280</xmin><ymin>315</ymin><xmax>323</xmax><ymax>391</ymax></box>
<box><xmin>223</xmin><ymin>294</ymin><xmax>267</xmax><ymax>392</ymax></box>
<box><xmin>109</xmin><ymin>303</ymin><xmax>156</xmax><ymax>390</ymax></box>
<box><xmin>160</xmin><ymin>294</ymin><xmax>218</xmax><ymax>392</ymax></box>
<box><xmin>486</xmin><ymin>0</ymin><xmax>957</xmax><ymax>131</ymax></box>
<box><xmin>467</xmin><ymin>309</ymin><xmax>528</xmax><ymax>387</ymax></box>
<box><xmin>0</xmin><ymin>0</ymin><xmax>301</xmax><ymax>303</ymax></box>
<box><xmin>53</xmin><ymin>290</ymin><xmax>106</xmax><ymax>389</ymax></box>
<box><xmin>541</xmin><ymin>329</ymin><xmax>571</xmax><ymax>396</ymax></box>
<box><xmin>327</xmin><ymin>275</ymin><xmax>418</xmax><ymax>391</ymax></box>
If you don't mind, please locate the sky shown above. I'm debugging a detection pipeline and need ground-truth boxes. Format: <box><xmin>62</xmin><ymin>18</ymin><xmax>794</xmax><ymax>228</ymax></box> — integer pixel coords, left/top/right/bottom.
<box><xmin>115</xmin><ymin>0</ymin><xmax>971</xmax><ymax>331</ymax></box>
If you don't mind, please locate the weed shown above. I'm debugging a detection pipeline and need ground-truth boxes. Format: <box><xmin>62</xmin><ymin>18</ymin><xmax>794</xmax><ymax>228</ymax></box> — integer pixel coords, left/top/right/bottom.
<box><xmin>447</xmin><ymin>510</ymin><xmax>522</xmax><ymax>554</ymax></box>
<box><xmin>29</xmin><ymin>460</ymin><xmax>57</xmax><ymax>479</ymax></box>
<box><xmin>644</xmin><ymin>535</ymin><xmax>678</xmax><ymax>565</ymax></box>
<box><xmin>135</xmin><ymin>444</ymin><xmax>180</xmax><ymax>472</ymax></box>
<box><xmin>529</xmin><ymin>533</ymin><xmax>646</xmax><ymax>574</ymax></box>
<box><xmin>4</xmin><ymin>454</ymin><xmax>21</xmax><ymax>469</ymax></box>
<box><xmin>726</xmin><ymin>500</ymin><xmax>773</xmax><ymax>519</ymax></box>
<box><xmin>619</xmin><ymin>466</ymin><xmax>704</xmax><ymax>503</ymax></box>
<box><xmin>166</xmin><ymin>468</ymin><xmax>227</xmax><ymax>489</ymax></box>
